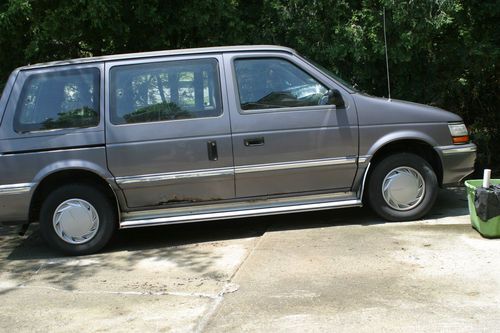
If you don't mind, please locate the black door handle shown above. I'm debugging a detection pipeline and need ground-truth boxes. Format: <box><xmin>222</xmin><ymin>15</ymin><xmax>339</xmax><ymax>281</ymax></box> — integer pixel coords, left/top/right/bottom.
<box><xmin>207</xmin><ymin>140</ymin><xmax>218</xmax><ymax>161</ymax></box>
<box><xmin>244</xmin><ymin>137</ymin><xmax>265</xmax><ymax>147</ymax></box>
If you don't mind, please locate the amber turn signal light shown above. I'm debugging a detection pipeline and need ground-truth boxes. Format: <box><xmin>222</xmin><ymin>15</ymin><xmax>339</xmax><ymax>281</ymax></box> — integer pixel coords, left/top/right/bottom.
<box><xmin>452</xmin><ymin>135</ymin><xmax>470</xmax><ymax>144</ymax></box>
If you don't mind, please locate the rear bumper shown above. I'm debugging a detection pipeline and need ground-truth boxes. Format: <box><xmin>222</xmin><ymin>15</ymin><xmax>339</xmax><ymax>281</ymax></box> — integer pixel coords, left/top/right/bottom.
<box><xmin>434</xmin><ymin>144</ymin><xmax>477</xmax><ymax>185</ymax></box>
<box><xmin>0</xmin><ymin>183</ymin><xmax>34</xmax><ymax>224</ymax></box>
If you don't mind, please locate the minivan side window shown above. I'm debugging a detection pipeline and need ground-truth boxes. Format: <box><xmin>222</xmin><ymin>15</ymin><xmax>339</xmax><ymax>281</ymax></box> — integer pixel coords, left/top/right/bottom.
<box><xmin>234</xmin><ymin>58</ymin><xmax>329</xmax><ymax>111</ymax></box>
<box><xmin>109</xmin><ymin>58</ymin><xmax>221</xmax><ymax>125</ymax></box>
<box><xmin>14</xmin><ymin>68</ymin><xmax>100</xmax><ymax>133</ymax></box>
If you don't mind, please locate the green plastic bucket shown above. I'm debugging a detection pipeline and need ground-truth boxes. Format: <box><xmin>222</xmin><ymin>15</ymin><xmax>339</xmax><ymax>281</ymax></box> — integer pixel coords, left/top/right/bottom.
<box><xmin>465</xmin><ymin>179</ymin><xmax>500</xmax><ymax>238</ymax></box>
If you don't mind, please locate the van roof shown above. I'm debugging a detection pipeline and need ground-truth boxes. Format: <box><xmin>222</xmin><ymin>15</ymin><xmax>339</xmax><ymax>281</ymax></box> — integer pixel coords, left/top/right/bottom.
<box><xmin>19</xmin><ymin>45</ymin><xmax>297</xmax><ymax>70</ymax></box>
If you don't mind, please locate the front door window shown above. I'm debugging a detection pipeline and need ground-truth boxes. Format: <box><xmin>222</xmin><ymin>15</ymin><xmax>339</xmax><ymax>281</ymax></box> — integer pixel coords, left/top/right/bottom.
<box><xmin>234</xmin><ymin>58</ymin><xmax>329</xmax><ymax>111</ymax></box>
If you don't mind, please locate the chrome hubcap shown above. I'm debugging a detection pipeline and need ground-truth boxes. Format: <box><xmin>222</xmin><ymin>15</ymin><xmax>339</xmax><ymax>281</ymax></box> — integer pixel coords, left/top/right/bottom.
<box><xmin>53</xmin><ymin>199</ymin><xmax>99</xmax><ymax>244</ymax></box>
<box><xmin>382</xmin><ymin>167</ymin><xmax>425</xmax><ymax>211</ymax></box>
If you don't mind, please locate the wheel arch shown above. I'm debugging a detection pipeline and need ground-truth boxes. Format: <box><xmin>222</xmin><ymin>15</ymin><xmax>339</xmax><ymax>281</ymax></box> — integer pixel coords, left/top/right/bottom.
<box><xmin>362</xmin><ymin>135</ymin><xmax>443</xmax><ymax>199</ymax></box>
<box><xmin>29</xmin><ymin>168</ymin><xmax>120</xmax><ymax>224</ymax></box>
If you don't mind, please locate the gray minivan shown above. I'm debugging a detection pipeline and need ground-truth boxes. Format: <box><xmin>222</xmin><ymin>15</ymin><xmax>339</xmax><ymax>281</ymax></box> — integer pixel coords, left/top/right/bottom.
<box><xmin>0</xmin><ymin>45</ymin><xmax>476</xmax><ymax>254</ymax></box>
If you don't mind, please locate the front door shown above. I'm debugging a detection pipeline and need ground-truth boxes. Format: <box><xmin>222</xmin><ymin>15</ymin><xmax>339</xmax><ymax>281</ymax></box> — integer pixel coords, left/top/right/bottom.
<box><xmin>224</xmin><ymin>53</ymin><xmax>358</xmax><ymax>198</ymax></box>
<box><xmin>106</xmin><ymin>55</ymin><xmax>234</xmax><ymax>208</ymax></box>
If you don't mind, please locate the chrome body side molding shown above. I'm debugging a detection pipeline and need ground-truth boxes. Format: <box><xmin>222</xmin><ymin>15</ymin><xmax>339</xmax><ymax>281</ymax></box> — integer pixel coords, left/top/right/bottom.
<box><xmin>436</xmin><ymin>144</ymin><xmax>477</xmax><ymax>155</ymax></box>
<box><xmin>357</xmin><ymin>155</ymin><xmax>370</xmax><ymax>164</ymax></box>
<box><xmin>116</xmin><ymin>167</ymin><xmax>234</xmax><ymax>185</ymax></box>
<box><xmin>115</xmin><ymin>157</ymin><xmax>356</xmax><ymax>185</ymax></box>
<box><xmin>0</xmin><ymin>183</ymin><xmax>34</xmax><ymax>195</ymax></box>
<box><xmin>234</xmin><ymin>157</ymin><xmax>356</xmax><ymax>174</ymax></box>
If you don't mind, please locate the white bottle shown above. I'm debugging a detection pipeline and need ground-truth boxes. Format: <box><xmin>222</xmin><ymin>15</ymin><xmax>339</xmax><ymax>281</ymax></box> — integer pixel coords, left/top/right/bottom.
<box><xmin>483</xmin><ymin>169</ymin><xmax>491</xmax><ymax>188</ymax></box>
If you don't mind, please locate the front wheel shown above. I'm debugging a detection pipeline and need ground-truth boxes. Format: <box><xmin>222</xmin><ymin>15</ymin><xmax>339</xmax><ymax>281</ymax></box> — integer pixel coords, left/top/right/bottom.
<box><xmin>367</xmin><ymin>153</ymin><xmax>438</xmax><ymax>221</ymax></box>
<box><xmin>39</xmin><ymin>184</ymin><xmax>117</xmax><ymax>255</ymax></box>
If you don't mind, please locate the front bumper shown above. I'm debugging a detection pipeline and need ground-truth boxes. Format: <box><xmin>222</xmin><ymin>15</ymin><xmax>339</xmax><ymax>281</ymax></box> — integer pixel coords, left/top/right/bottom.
<box><xmin>434</xmin><ymin>143</ymin><xmax>477</xmax><ymax>185</ymax></box>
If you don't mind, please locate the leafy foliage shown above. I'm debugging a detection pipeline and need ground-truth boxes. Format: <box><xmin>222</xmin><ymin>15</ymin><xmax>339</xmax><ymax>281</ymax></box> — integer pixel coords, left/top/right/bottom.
<box><xmin>0</xmin><ymin>0</ymin><xmax>498</xmax><ymax>171</ymax></box>
<box><xmin>41</xmin><ymin>107</ymin><xmax>98</xmax><ymax>130</ymax></box>
<box><xmin>123</xmin><ymin>102</ymin><xmax>191</xmax><ymax>124</ymax></box>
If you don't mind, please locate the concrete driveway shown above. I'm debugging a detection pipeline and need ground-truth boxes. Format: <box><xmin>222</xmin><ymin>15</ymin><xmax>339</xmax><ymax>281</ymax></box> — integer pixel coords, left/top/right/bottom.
<box><xmin>0</xmin><ymin>187</ymin><xmax>499</xmax><ymax>332</ymax></box>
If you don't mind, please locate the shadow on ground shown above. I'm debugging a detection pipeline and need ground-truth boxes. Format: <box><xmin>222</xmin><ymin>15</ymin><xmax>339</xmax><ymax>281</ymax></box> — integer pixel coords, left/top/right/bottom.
<box><xmin>1</xmin><ymin>187</ymin><xmax>468</xmax><ymax>264</ymax></box>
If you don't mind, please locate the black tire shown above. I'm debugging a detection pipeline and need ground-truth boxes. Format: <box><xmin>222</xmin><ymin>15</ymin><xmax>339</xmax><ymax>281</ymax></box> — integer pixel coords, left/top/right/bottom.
<box><xmin>367</xmin><ymin>153</ymin><xmax>438</xmax><ymax>221</ymax></box>
<box><xmin>39</xmin><ymin>183</ymin><xmax>117</xmax><ymax>255</ymax></box>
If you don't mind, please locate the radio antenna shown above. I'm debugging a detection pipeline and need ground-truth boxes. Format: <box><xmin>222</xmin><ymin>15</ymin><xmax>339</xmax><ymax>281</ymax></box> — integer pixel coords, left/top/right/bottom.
<box><xmin>383</xmin><ymin>7</ymin><xmax>391</xmax><ymax>101</ymax></box>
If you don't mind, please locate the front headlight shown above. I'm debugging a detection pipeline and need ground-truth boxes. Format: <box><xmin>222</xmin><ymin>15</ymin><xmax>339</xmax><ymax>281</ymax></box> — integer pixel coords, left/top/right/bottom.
<box><xmin>448</xmin><ymin>122</ymin><xmax>469</xmax><ymax>144</ymax></box>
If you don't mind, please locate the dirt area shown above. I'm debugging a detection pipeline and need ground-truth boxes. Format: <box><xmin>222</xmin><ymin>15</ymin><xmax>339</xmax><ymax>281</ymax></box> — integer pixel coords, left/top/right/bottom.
<box><xmin>1</xmin><ymin>188</ymin><xmax>499</xmax><ymax>332</ymax></box>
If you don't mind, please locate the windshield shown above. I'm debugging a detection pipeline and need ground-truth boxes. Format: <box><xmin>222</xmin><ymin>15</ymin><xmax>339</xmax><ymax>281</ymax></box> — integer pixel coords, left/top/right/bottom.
<box><xmin>299</xmin><ymin>55</ymin><xmax>358</xmax><ymax>93</ymax></box>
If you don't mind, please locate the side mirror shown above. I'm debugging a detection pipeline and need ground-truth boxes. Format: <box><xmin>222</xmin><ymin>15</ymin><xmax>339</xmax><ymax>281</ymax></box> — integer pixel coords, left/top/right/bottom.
<box><xmin>319</xmin><ymin>89</ymin><xmax>345</xmax><ymax>108</ymax></box>
<box><xmin>329</xmin><ymin>89</ymin><xmax>345</xmax><ymax>108</ymax></box>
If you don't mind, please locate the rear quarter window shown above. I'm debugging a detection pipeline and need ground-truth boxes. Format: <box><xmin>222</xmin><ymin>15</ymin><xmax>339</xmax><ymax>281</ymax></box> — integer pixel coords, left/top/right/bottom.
<box><xmin>14</xmin><ymin>68</ymin><xmax>100</xmax><ymax>133</ymax></box>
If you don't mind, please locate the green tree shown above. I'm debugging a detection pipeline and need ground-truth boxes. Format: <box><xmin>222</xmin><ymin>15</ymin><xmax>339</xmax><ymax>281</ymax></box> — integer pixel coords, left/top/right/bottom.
<box><xmin>0</xmin><ymin>0</ymin><xmax>498</xmax><ymax>171</ymax></box>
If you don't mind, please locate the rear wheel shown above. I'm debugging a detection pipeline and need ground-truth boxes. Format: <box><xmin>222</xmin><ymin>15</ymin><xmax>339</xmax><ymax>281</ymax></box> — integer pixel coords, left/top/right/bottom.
<box><xmin>39</xmin><ymin>184</ymin><xmax>116</xmax><ymax>255</ymax></box>
<box><xmin>367</xmin><ymin>153</ymin><xmax>438</xmax><ymax>221</ymax></box>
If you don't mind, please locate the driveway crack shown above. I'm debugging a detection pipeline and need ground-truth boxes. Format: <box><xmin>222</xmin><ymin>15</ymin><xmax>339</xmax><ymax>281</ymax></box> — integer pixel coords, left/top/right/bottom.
<box><xmin>194</xmin><ymin>226</ymin><xmax>269</xmax><ymax>333</ymax></box>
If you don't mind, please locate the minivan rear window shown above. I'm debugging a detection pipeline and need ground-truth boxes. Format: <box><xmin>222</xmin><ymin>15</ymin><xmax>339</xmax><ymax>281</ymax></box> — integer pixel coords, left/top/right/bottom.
<box><xmin>109</xmin><ymin>58</ymin><xmax>222</xmax><ymax>125</ymax></box>
<box><xmin>14</xmin><ymin>68</ymin><xmax>100</xmax><ymax>133</ymax></box>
